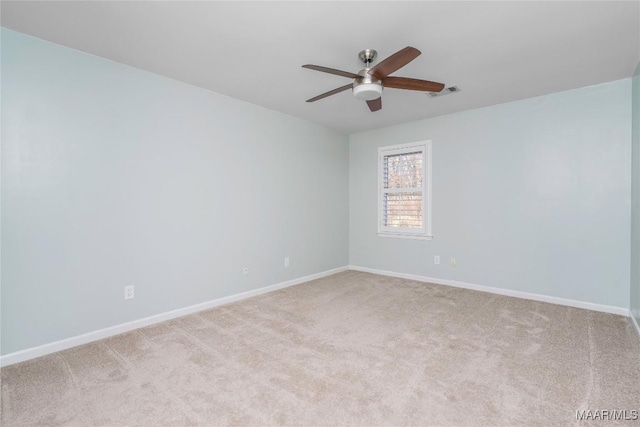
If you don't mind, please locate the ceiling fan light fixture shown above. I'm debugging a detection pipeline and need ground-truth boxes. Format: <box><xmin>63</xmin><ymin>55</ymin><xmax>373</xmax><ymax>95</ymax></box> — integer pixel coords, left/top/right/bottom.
<box><xmin>302</xmin><ymin>46</ymin><xmax>445</xmax><ymax>112</ymax></box>
<box><xmin>353</xmin><ymin>82</ymin><xmax>383</xmax><ymax>101</ymax></box>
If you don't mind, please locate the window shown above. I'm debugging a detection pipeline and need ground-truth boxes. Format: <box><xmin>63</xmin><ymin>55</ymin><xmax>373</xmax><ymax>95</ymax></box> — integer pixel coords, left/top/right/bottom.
<box><xmin>378</xmin><ymin>141</ymin><xmax>432</xmax><ymax>239</ymax></box>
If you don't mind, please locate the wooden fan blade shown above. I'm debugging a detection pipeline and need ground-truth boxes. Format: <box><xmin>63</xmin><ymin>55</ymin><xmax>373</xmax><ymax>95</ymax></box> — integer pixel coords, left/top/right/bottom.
<box><xmin>369</xmin><ymin>47</ymin><xmax>421</xmax><ymax>79</ymax></box>
<box><xmin>367</xmin><ymin>97</ymin><xmax>382</xmax><ymax>112</ymax></box>
<box><xmin>302</xmin><ymin>65</ymin><xmax>360</xmax><ymax>79</ymax></box>
<box><xmin>383</xmin><ymin>76</ymin><xmax>445</xmax><ymax>92</ymax></box>
<box><xmin>306</xmin><ymin>84</ymin><xmax>353</xmax><ymax>103</ymax></box>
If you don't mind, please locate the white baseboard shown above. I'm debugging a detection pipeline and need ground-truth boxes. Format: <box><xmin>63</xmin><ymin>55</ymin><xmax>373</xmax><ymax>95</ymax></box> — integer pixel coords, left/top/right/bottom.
<box><xmin>631</xmin><ymin>312</ymin><xmax>640</xmax><ymax>338</ymax></box>
<box><xmin>349</xmin><ymin>265</ymin><xmax>630</xmax><ymax>317</ymax></box>
<box><xmin>3</xmin><ymin>265</ymin><xmax>633</xmax><ymax>367</ymax></box>
<box><xmin>0</xmin><ymin>266</ymin><xmax>348</xmax><ymax>367</ymax></box>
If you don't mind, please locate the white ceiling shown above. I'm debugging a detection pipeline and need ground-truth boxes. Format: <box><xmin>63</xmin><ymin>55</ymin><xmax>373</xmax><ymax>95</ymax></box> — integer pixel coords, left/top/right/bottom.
<box><xmin>2</xmin><ymin>1</ymin><xmax>639</xmax><ymax>134</ymax></box>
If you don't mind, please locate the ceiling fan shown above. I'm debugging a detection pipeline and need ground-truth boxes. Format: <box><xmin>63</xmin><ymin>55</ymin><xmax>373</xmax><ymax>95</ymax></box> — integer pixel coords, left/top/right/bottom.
<box><xmin>302</xmin><ymin>47</ymin><xmax>445</xmax><ymax>112</ymax></box>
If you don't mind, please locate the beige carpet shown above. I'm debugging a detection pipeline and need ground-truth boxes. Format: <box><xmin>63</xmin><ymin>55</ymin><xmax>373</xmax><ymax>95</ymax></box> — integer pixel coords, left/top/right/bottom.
<box><xmin>2</xmin><ymin>271</ymin><xmax>639</xmax><ymax>426</ymax></box>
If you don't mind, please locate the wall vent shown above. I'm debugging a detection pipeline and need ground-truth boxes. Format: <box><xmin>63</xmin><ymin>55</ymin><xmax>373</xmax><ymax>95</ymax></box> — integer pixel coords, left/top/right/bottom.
<box><xmin>427</xmin><ymin>86</ymin><xmax>461</xmax><ymax>98</ymax></box>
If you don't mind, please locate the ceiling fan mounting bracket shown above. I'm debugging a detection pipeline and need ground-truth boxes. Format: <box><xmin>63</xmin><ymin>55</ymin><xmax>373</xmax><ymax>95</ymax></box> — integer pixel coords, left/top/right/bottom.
<box><xmin>358</xmin><ymin>49</ymin><xmax>377</xmax><ymax>66</ymax></box>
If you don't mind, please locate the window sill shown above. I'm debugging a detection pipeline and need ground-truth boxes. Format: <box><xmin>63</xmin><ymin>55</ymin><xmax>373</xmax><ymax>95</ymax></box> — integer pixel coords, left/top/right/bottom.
<box><xmin>377</xmin><ymin>233</ymin><xmax>433</xmax><ymax>241</ymax></box>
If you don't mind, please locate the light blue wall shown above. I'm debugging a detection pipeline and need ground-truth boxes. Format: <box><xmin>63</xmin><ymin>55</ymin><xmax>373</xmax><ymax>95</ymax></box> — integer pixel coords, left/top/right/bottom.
<box><xmin>350</xmin><ymin>79</ymin><xmax>632</xmax><ymax>309</ymax></box>
<box><xmin>632</xmin><ymin>62</ymin><xmax>640</xmax><ymax>326</ymax></box>
<box><xmin>2</xmin><ymin>28</ymin><xmax>637</xmax><ymax>356</ymax></box>
<box><xmin>1</xmin><ymin>29</ymin><xmax>349</xmax><ymax>355</ymax></box>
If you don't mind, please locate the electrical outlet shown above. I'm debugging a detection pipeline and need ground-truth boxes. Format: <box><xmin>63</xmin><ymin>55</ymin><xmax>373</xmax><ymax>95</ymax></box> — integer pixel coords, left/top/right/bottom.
<box><xmin>243</xmin><ymin>266</ymin><xmax>249</xmax><ymax>275</ymax></box>
<box><xmin>450</xmin><ymin>257</ymin><xmax>457</xmax><ymax>267</ymax></box>
<box><xmin>434</xmin><ymin>255</ymin><xmax>440</xmax><ymax>265</ymax></box>
<box><xmin>124</xmin><ymin>285</ymin><xmax>134</xmax><ymax>300</ymax></box>
<box><xmin>284</xmin><ymin>257</ymin><xmax>290</xmax><ymax>267</ymax></box>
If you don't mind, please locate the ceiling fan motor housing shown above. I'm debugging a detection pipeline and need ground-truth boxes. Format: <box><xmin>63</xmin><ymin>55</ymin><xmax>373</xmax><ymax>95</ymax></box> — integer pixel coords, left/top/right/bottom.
<box><xmin>353</xmin><ymin>69</ymin><xmax>383</xmax><ymax>101</ymax></box>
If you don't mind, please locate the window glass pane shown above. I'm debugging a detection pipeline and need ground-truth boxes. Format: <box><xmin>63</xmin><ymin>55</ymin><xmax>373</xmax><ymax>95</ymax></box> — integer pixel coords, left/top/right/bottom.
<box><xmin>384</xmin><ymin>152</ymin><xmax>422</xmax><ymax>189</ymax></box>
<box><xmin>383</xmin><ymin>192</ymin><xmax>423</xmax><ymax>229</ymax></box>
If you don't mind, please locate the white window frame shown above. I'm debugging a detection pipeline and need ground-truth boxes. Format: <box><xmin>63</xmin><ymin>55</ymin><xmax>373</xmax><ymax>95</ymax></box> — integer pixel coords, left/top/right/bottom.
<box><xmin>377</xmin><ymin>140</ymin><xmax>432</xmax><ymax>240</ymax></box>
